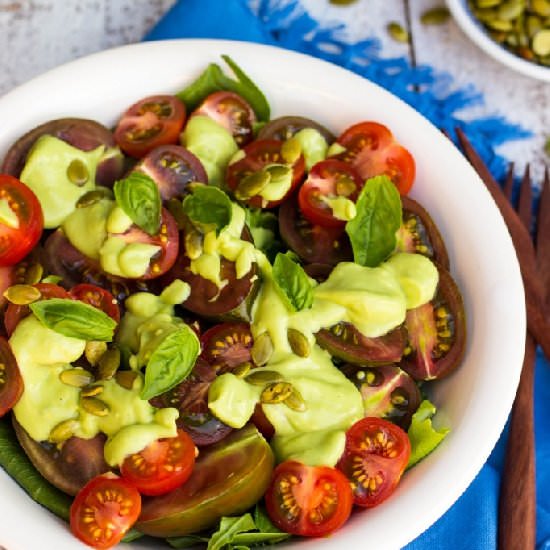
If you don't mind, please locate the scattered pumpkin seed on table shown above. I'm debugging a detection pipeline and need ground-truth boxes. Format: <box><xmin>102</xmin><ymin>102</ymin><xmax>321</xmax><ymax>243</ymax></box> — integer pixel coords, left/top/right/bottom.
<box><xmin>387</xmin><ymin>22</ymin><xmax>410</xmax><ymax>43</ymax></box>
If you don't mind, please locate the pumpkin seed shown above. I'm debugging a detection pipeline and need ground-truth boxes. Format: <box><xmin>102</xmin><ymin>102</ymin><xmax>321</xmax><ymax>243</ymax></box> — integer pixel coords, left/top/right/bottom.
<box><xmin>97</xmin><ymin>347</ymin><xmax>121</xmax><ymax>380</ymax></box>
<box><xmin>235</xmin><ymin>171</ymin><xmax>270</xmax><ymax>200</ymax></box>
<box><xmin>80</xmin><ymin>384</ymin><xmax>104</xmax><ymax>398</ymax></box>
<box><xmin>67</xmin><ymin>159</ymin><xmax>89</xmax><ymax>187</ymax></box>
<box><xmin>532</xmin><ymin>28</ymin><xmax>550</xmax><ymax>55</ymax></box>
<box><xmin>284</xmin><ymin>386</ymin><xmax>307</xmax><ymax>412</ymax></box>
<box><xmin>287</xmin><ymin>328</ymin><xmax>311</xmax><ymax>358</ymax></box>
<box><xmin>420</xmin><ymin>7</ymin><xmax>451</xmax><ymax>25</ymax></box>
<box><xmin>85</xmin><ymin>340</ymin><xmax>108</xmax><ymax>366</ymax></box>
<box><xmin>387</xmin><ymin>21</ymin><xmax>409</xmax><ymax>43</ymax></box>
<box><xmin>526</xmin><ymin>15</ymin><xmax>543</xmax><ymax>38</ymax></box>
<box><xmin>115</xmin><ymin>370</ymin><xmax>138</xmax><ymax>390</ymax></box>
<box><xmin>245</xmin><ymin>369</ymin><xmax>284</xmax><ymax>386</ymax></box>
<box><xmin>260</xmin><ymin>381</ymin><xmax>294</xmax><ymax>404</ymax></box>
<box><xmin>3</xmin><ymin>284</ymin><xmax>41</xmax><ymax>305</ymax></box>
<box><xmin>497</xmin><ymin>0</ymin><xmax>524</xmax><ymax>21</ymax></box>
<box><xmin>472</xmin><ymin>7</ymin><xmax>498</xmax><ymax>23</ymax></box>
<box><xmin>76</xmin><ymin>188</ymin><xmax>113</xmax><ymax>208</ymax></box>
<box><xmin>544</xmin><ymin>136</ymin><xmax>550</xmax><ymax>156</ymax></box>
<box><xmin>475</xmin><ymin>0</ymin><xmax>502</xmax><ymax>8</ymax></box>
<box><xmin>80</xmin><ymin>396</ymin><xmax>110</xmax><ymax>416</ymax></box>
<box><xmin>184</xmin><ymin>229</ymin><xmax>204</xmax><ymax>260</ymax></box>
<box><xmin>24</xmin><ymin>262</ymin><xmax>43</xmax><ymax>285</ymax></box>
<box><xmin>281</xmin><ymin>137</ymin><xmax>302</xmax><ymax>164</ymax></box>
<box><xmin>532</xmin><ymin>0</ymin><xmax>550</xmax><ymax>17</ymax></box>
<box><xmin>486</xmin><ymin>17</ymin><xmax>514</xmax><ymax>30</ymax></box>
<box><xmin>251</xmin><ymin>332</ymin><xmax>274</xmax><ymax>366</ymax></box>
<box><xmin>233</xmin><ymin>361</ymin><xmax>253</xmax><ymax>378</ymax></box>
<box><xmin>59</xmin><ymin>367</ymin><xmax>94</xmax><ymax>388</ymax></box>
<box><xmin>49</xmin><ymin>419</ymin><xmax>79</xmax><ymax>444</ymax></box>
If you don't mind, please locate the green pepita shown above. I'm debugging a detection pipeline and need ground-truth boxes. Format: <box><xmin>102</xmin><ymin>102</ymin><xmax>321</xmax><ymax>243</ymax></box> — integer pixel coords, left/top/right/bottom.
<box><xmin>420</xmin><ymin>7</ymin><xmax>451</xmax><ymax>25</ymax></box>
<box><xmin>486</xmin><ymin>17</ymin><xmax>514</xmax><ymax>31</ymax></box>
<box><xmin>115</xmin><ymin>370</ymin><xmax>138</xmax><ymax>390</ymax></box>
<box><xmin>532</xmin><ymin>0</ymin><xmax>550</xmax><ymax>18</ymax></box>
<box><xmin>260</xmin><ymin>381</ymin><xmax>294</xmax><ymax>404</ymax></box>
<box><xmin>281</xmin><ymin>137</ymin><xmax>302</xmax><ymax>164</ymax></box>
<box><xmin>24</xmin><ymin>262</ymin><xmax>43</xmax><ymax>285</ymax></box>
<box><xmin>49</xmin><ymin>419</ymin><xmax>79</xmax><ymax>444</ymax></box>
<box><xmin>250</xmin><ymin>332</ymin><xmax>274</xmax><ymax>366</ymax></box>
<box><xmin>287</xmin><ymin>328</ymin><xmax>311</xmax><ymax>358</ymax></box>
<box><xmin>3</xmin><ymin>284</ymin><xmax>41</xmax><ymax>305</ymax></box>
<box><xmin>235</xmin><ymin>171</ymin><xmax>270</xmax><ymax>200</ymax></box>
<box><xmin>184</xmin><ymin>229</ymin><xmax>204</xmax><ymax>260</ymax></box>
<box><xmin>284</xmin><ymin>386</ymin><xmax>307</xmax><ymax>412</ymax></box>
<box><xmin>245</xmin><ymin>369</ymin><xmax>284</xmax><ymax>386</ymax></box>
<box><xmin>59</xmin><ymin>367</ymin><xmax>94</xmax><ymax>388</ymax></box>
<box><xmin>76</xmin><ymin>188</ymin><xmax>113</xmax><ymax>208</ymax></box>
<box><xmin>85</xmin><ymin>340</ymin><xmax>108</xmax><ymax>367</ymax></box>
<box><xmin>532</xmin><ymin>28</ymin><xmax>550</xmax><ymax>55</ymax></box>
<box><xmin>67</xmin><ymin>159</ymin><xmax>89</xmax><ymax>187</ymax></box>
<box><xmin>497</xmin><ymin>0</ymin><xmax>524</xmax><ymax>21</ymax></box>
<box><xmin>97</xmin><ymin>347</ymin><xmax>121</xmax><ymax>380</ymax></box>
<box><xmin>475</xmin><ymin>0</ymin><xmax>502</xmax><ymax>8</ymax></box>
<box><xmin>80</xmin><ymin>384</ymin><xmax>104</xmax><ymax>398</ymax></box>
<box><xmin>387</xmin><ymin>21</ymin><xmax>409</xmax><ymax>43</ymax></box>
<box><xmin>233</xmin><ymin>361</ymin><xmax>253</xmax><ymax>378</ymax></box>
<box><xmin>80</xmin><ymin>396</ymin><xmax>109</xmax><ymax>416</ymax></box>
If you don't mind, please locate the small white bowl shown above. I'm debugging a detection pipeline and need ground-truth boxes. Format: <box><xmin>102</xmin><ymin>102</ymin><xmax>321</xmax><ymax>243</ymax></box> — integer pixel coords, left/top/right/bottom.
<box><xmin>0</xmin><ymin>39</ymin><xmax>525</xmax><ymax>549</ymax></box>
<box><xmin>446</xmin><ymin>0</ymin><xmax>550</xmax><ymax>82</ymax></box>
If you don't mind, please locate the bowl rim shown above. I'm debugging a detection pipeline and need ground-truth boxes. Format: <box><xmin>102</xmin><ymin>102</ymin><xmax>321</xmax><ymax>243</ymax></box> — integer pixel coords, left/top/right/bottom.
<box><xmin>0</xmin><ymin>38</ymin><xmax>526</xmax><ymax>550</ymax></box>
<box><xmin>446</xmin><ymin>0</ymin><xmax>550</xmax><ymax>82</ymax></box>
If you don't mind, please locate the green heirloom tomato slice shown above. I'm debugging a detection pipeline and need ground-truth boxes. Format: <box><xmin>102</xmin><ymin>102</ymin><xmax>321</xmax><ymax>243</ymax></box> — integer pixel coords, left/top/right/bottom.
<box><xmin>136</xmin><ymin>423</ymin><xmax>274</xmax><ymax>537</ymax></box>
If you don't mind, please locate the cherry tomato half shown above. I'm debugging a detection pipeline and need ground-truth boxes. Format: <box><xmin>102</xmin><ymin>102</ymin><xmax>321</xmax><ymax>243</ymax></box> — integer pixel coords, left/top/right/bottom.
<box><xmin>200</xmin><ymin>322</ymin><xmax>253</xmax><ymax>373</ymax></box>
<box><xmin>0</xmin><ymin>336</ymin><xmax>23</xmax><ymax>417</ymax></box>
<box><xmin>265</xmin><ymin>461</ymin><xmax>353</xmax><ymax>537</ymax></box>
<box><xmin>70</xmin><ymin>473</ymin><xmax>141</xmax><ymax>549</ymax></box>
<box><xmin>191</xmin><ymin>91</ymin><xmax>257</xmax><ymax>146</ymax></box>
<box><xmin>70</xmin><ymin>283</ymin><xmax>120</xmax><ymax>323</ymax></box>
<box><xmin>114</xmin><ymin>95</ymin><xmax>186</xmax><ymax>159</ymax></box>
<box><xmin>335</xmin><ymin>121</ymin><xmax>415</xmax><ymax>195</ymax></box>
<box><xmin>337</xmin><ymin>417</ymin><xmax>411</xmax><ymax>508</ymax></box>
<box><xmin>0</xmin><ymin>175</ymin><xmax>43</xmax><ymax>267</ymax></box>
<box><xmin>120</xmin><ymin>429</ymin><xmax>196</xmax><ymax>496</ymax></box>
<box><xmin>298</xmin><ymin>159</ymin><xmax>363</xmax><ymax>228</ymax></box>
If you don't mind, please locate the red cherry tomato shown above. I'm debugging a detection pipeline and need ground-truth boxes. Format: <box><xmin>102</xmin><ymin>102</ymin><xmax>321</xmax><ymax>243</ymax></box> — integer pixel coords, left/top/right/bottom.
<box><xmin>298</xmin><ymin>159</ymin><xmax>363</xmax><ymax>228</ymax></box>
<box><xmin>70</xmin><ymin>283</ymin><xmax>120</xmax><ymax>323</ymax></box>
<box><xmin>337</xmin><ymin>417</ymin><xmax>411</xmax><ymax>508</ymax></box>
<box><xmin>200</xmin><ymin>322</ymin><xmax>253</xmax><ymax>373</ymax></box>
<box><xmin>0</xmin><ymin>336</ymin><xmax>23</xmax><ymax>417</ymax></box>
<box><xmin>265</xmin><ymin>461</ymin><xmax>353</xmax><ymax>537</ymax></box>
<box><xmin>335</xmin><ymin>121</ymin><xmax>415</xmax><ymax>195</ymax></box>
<box><xmin>114</xmin><ymin>95</ymin><xmax>186</xmax><ymax>159</ymax></box>
<box><xmin>226</xmin><ymin>139</ymin><xmax>305</xmax><ymax>209</ymax></box>
<box><xmin>191</xmin><ymin>91</ymin><xmax>257</xmax><ymax>146</ymax></box>
<box><xmin>70</xmin><ymin>473</ymin><xmax>141</xmax><ymax>549</ymax></box>
<box><xmin>4</xmin><ymin>283</ymin><xmax>71</xmax><ymax>337</ymax></box>
<box><xmin>120</xmin><ymin>429</ymin><xmax>196</xmax><ymax>496</ymax></box>
<box><xmin>0</xmin><ymin>175</ymin><xmax>43</xmax><ymax>267</ymax></box>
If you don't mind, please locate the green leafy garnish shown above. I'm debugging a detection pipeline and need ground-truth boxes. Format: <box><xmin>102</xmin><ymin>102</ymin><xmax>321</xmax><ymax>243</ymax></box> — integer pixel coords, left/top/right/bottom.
<box><xmin>30</xmin><ymin>299</ymin><xmax>116</xmax><ymax>342</ymax></box>
<box><xmin>113</xmin><ymin>172</ymin><xmax>161</xmax><ymax>236</ymax></box>
<box><xmin>141</xmin><ymin>325</ymin><xmax>200</xmax><ymax>400</ymax></box>
<box><xmin>272</xmin><ymin>252</ymin><xmax>315</xmax><ymax>312</ymax></box>
<box><xmin>177</xmin><ymin>55</ymin><xmax>270</xmax><ymax>122</ymax></box>
<box><xmin>407</xmin><ymin>399</ymin><xmax>450</xmax><ymax>468</ymax></box>
<box><xmin>345</xmin><ymin>175</ymin><xmax>402</xmax><ymax>267</ymax></box>
<box><xmin>182</xmin><ymin>186</ymin><xmax>233</xmax><ymax>235</ymax></box>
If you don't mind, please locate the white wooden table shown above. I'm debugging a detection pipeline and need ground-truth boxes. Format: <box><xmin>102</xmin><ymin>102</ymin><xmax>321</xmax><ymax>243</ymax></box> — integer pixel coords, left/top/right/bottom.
<box><xmin>0</xmin><ymin>0</ymin><xmax>547</xmax><ymax>181</ymax></box>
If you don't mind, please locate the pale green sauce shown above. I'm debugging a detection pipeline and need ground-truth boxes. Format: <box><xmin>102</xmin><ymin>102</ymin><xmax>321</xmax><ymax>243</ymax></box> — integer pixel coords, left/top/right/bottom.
<box><xmin>20</xmin><ymin>135</ymin><xmax>105</xmax><ymax>228</ymax></box>
<box><xmin>321</xmin><ymin>195</ymin><xmax>357</xmax><ymax>222</ymax></box>
<box><xmin>0</xmin><ymin>198</ymin><xmax>19</xmax><ymax>229</ymax></box>
<box><xmin>292</xmin><ymin>128</ymin><xmax>328</xmax><ymax>171</ymax></box>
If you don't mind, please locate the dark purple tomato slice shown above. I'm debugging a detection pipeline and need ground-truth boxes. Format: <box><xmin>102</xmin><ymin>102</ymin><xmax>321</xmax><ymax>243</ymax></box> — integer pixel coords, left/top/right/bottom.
<box><xmin>136</xmin><ymin>424</ymin><xmax>274</xmax><ymax>538</ymax></box>
<box><xmin>341</xmin><ymin>364</ymin><xmax>421</xmax><ymax>429</ymax></box>
<box><xmin>278</xmin><ymin>196</ymin><xmax>352</xmax><ymax>266</ymax></box>
<box><xmin>257</xmin><ymin>115</ymin><xmax>335</xmax><ymax>143</ymax></box>
<box><xmin>132</xmin><ymin>144</ymin><xmax>207</xmax><ymax>201</ymax></box>
<box><xmin>400</xmin><ymin>266</ymin><xmax>466</xmax><ymax>380</ymax></box>
<box><xmin>200</xmin><ymin>322</ymin><xmax>253</xmax><ymax>373</ymax></box>
<box><xmin>1</xmin><ymin>118</ymin><xmax>125</xmax><ymax>187</ymax></box>
<box><xmin>396</xmin><ymin>196</ymin><xmax>450</xmax><ymax>270</ymax></box>
<box><xmin>149</xmin><ymin>358</ymin><xmax>233</xmax><ymax>447</ymax></box>
<box><xmin>316</xmin><ymin>322</ymin><xmax>406</xmax><ymax>365</ymax></box>
<box><xmin>303</xmin><ymin>263</ymin><xmax>333</xmax><ymax>282</ymax></box>
<box><xmin>13</xmin><ymin>418</ymin><xmax>110</xmax><ymax>496</ymax></box>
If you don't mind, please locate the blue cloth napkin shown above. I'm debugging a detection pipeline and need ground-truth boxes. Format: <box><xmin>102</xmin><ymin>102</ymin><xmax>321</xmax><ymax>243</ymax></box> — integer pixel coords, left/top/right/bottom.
<box><xmin>144</xmin><ymin>1</ymin><xmax>549</xmax><ymax>548</ymax></box>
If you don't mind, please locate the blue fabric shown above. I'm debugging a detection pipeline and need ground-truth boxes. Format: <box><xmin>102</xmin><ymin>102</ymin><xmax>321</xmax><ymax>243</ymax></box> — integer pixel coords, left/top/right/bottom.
<box><xmin>144</xmin><ymin>1</ymin><xmax>548</xmax><ymax>548</ymax></box>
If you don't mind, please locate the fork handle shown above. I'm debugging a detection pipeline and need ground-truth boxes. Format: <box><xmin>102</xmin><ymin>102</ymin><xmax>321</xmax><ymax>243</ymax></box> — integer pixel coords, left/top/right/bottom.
<box><xmin>498</xmin><ymin>331</ymin><xmax>536</xmax><ymax>550</ymax></box>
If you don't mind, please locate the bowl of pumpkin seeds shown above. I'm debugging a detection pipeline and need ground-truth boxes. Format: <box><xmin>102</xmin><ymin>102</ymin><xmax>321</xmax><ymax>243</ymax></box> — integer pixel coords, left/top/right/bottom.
<box><xmin>446</xmin><ymin>0</ymin><xmax>550</xmax><ymax>80</ymax></box>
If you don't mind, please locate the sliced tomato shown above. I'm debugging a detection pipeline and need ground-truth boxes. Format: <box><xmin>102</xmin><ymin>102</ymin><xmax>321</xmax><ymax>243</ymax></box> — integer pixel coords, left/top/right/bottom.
<box><xmin>226</xmin><ymin>139</ymin><xmax>305</xmax><ymax>209</ymax></box>
<box><xmin>265</xmin><ymin>461</ymin><xmax>353</xmax><ymax>537</ymax></box>
<box><xmin>191</xmin><ymin>91</ymin><xmax>257</xmax><ymax>146</ymax></box>
<box><xmin>337</xmin><ymin>417</ymin><xmax>411</xmax><ymax>508</ymax></box>
<box><xmin>0</xmin><ymin>336</ymin><xmax>23</xmax><ymax>417</ymax></box>
<box><xmin>70</xmin><ymin>473</ymin><xmax>141</xmax><ymax>549</ymax></box>
<box><xmin>298</xmin><ymin>159</ymin><xmax>363</xmax><ymax>228</ymax></box>
<box><xmin>70</xmin><ymin>283</ymin><xmax>120</xmax><ymax>322</ymax></box>
<box><xmin>335</xmin><ymin>121</ymin><xmax>415</xmax><ymax>194</ymax></box>
<box><xmin>120</xmin><ymin>429</ymin><xmax>196</xmax><ymax>496</ymax></box>
<box><xmin>114</xmin><ymin>95</ymin><xmax>186</xmax><ymax>158</ymax></box>
<box><xmin>200</xmin><ymin>322</ymin><xmax>253</xmax><ymax>373</ymax></box>
<box><xmin>0</xmin><ymin>265</ymin><xmax>15</xmax><ymax>310</ymax></box>
<box><xmin>4</xmin><ymin>283</ymin><xmax>71</xmax><ymax>337</ymax></box>
<box><xmin>0</xmin><ymin>175</ymin><xmax>43</xmax><ymax>267</ymax></box>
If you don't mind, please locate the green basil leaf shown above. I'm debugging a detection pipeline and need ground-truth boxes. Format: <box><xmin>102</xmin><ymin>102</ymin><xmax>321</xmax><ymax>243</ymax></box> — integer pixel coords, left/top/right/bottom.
<box><xmin>182</xmin><ymin>186</ymin><xmax>233</xmax><ymax>235</ymax></box>
<box><xmin>167</xmin><ymin>534</ymin><xmax>210</xmax><ymax>548</ymax></box>
<box><xmin>407</xmin><ymin>399</ymin><xmax>450</xmax><ymax>469</ymax></box>
<box><xmin>345</xmin><ymin>175</ymin><xmax>402</xmax><ymax>267</ymax></box>
<box><xmin>141</xmin><ymin>325</ymin><xmax>200</xmax><ymax>400</ymax></box>
<box><xmin>0</xmin><ymin>417</ymin><xmax>72</xmax><ymax>521</ymax></box>
<box><xmin>272</xmin><ymin>252</ymin><xmax>315</xmax><ymax>311</ymax></box>
<box><xmin>30</xmin><ymin>298</ymin><xmax>116</xmax><ymax>342</ymax></box>
<box><xmin>207</xmin><ymin>514</ymin><xmax>257</xmax><ymax>550</ymax></box>
<box><xmin>113</xmin><ymin>172</ymin><xmax>161</xmax><ymax>236</ymax></box>
<box><xmin>176</xmin><ymin>56</ymin><xmax>270</xmax><ymax>122</ymax></box>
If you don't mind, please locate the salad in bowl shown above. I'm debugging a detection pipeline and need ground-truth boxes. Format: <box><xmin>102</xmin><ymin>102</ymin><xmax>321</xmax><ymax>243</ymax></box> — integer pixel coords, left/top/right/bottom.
<box><xmin>0</xmin><ymin>40</ymin><xmax>524</xmax><ymax>550</ymax></box>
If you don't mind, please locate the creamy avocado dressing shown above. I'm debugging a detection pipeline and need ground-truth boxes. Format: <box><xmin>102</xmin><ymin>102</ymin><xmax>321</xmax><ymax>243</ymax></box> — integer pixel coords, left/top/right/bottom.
<box><xmin>292</xmin><ymin>128</ymin><xmax>328</xmax><ymax>171</ymax></box>
<box><xmin>321</xmin><ymin>195</ymin><xmax>357</xmax><ymax>222</ymax></box>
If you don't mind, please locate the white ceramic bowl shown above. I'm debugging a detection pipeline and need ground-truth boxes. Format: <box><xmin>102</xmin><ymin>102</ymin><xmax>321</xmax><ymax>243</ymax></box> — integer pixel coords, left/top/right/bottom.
<box><xmin>446</xmin><ymin>0</ymin><xmax>550</xmax><ymax>82</ymax></box>
<box><xmin>0</xmin><ymin>39</ymin><xmax>525</xmax><ymax>549</ymax></box>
